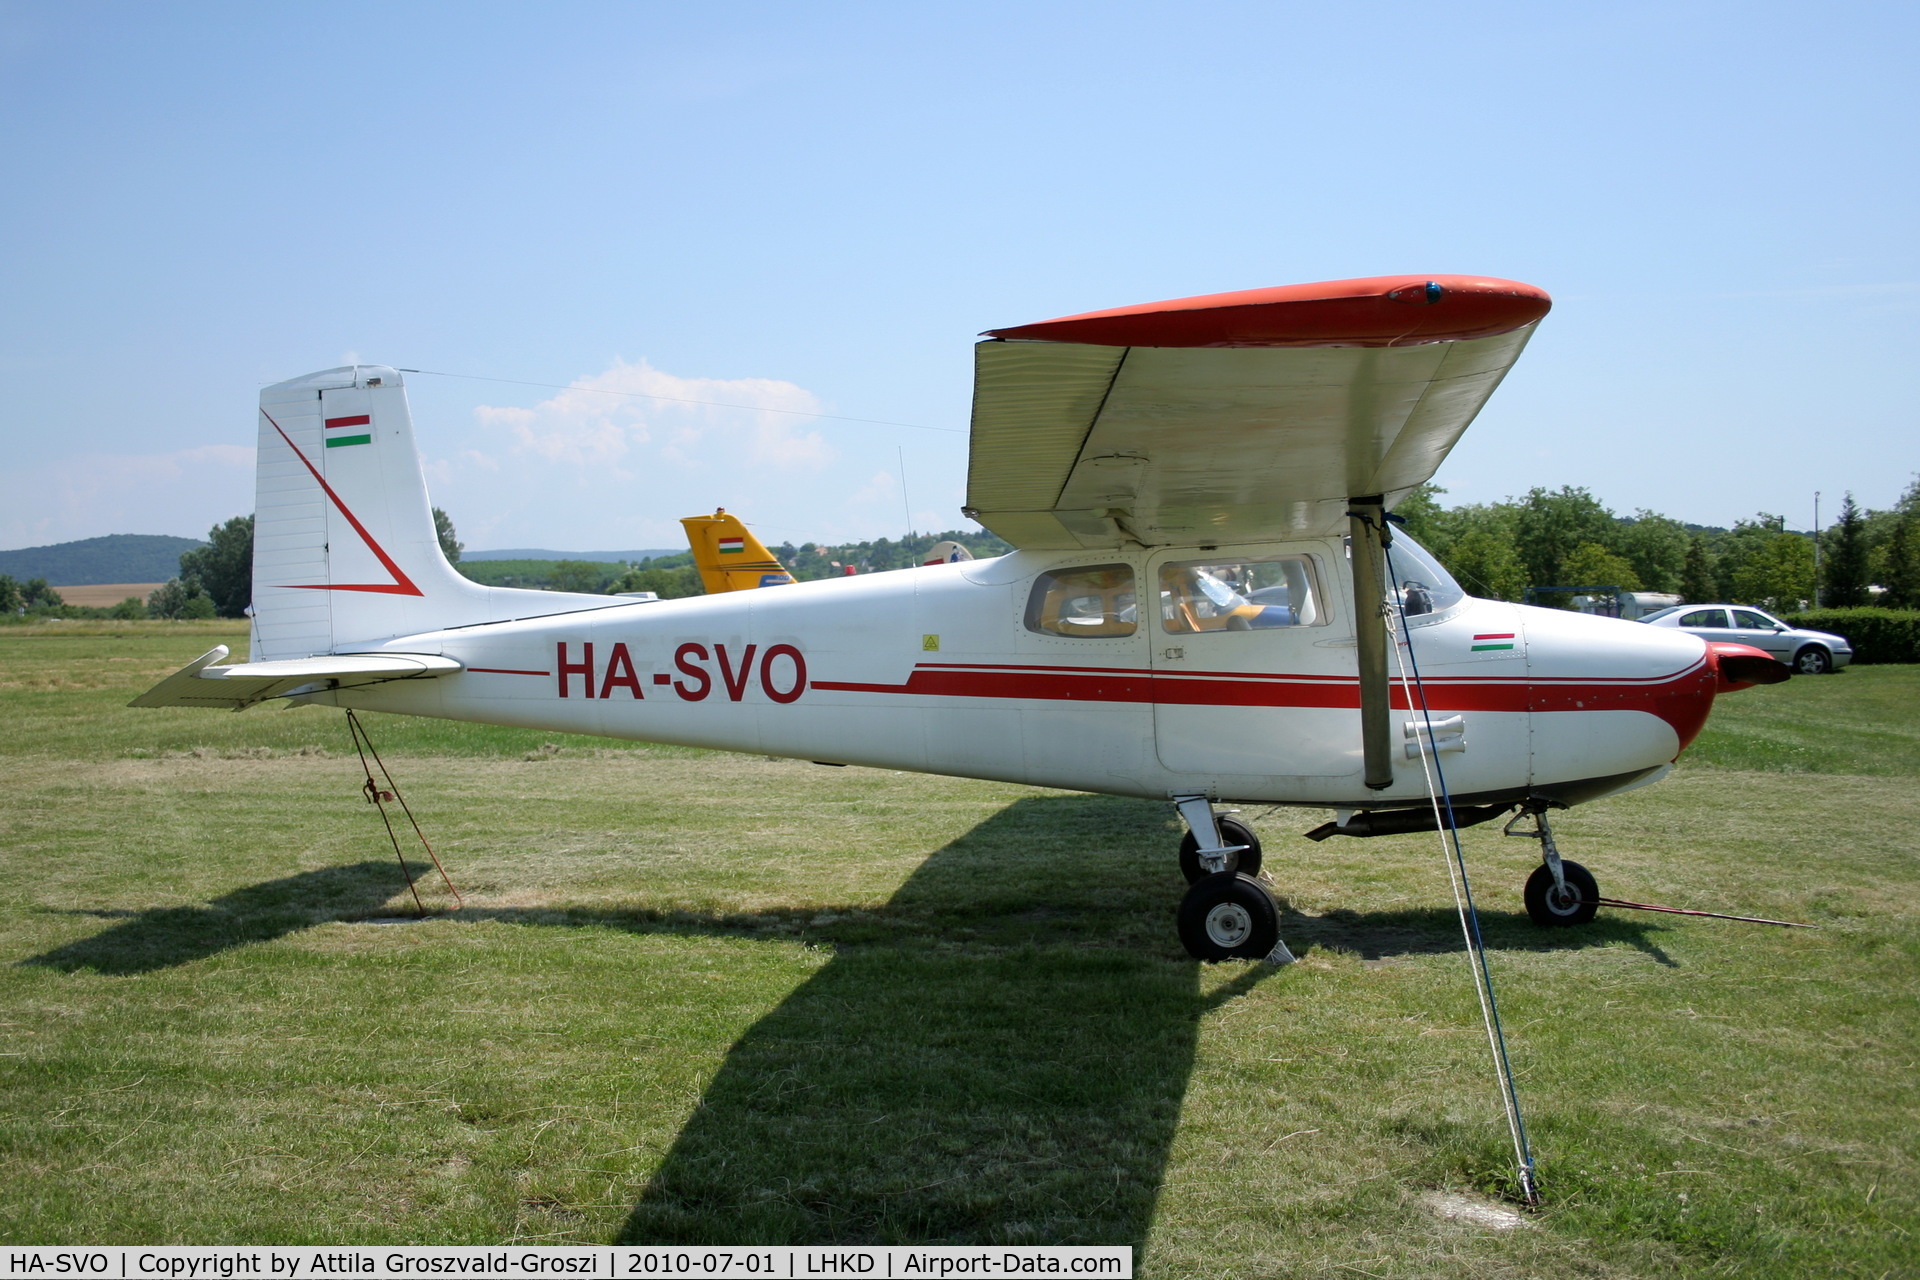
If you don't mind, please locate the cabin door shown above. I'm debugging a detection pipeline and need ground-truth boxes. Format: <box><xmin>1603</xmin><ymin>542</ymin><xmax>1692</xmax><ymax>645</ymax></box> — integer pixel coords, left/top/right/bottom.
<box><xmin>1148</xmin><ymin>544</ymin><xmax>1362</xmax><ymax>779</ymax></box>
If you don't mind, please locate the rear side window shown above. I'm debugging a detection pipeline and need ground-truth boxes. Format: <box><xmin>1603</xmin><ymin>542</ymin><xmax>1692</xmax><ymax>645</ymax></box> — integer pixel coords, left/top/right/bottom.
<box><xmin>1678</xmin><ymin>609</ymin><xmax>1727</xmax><ymax>628</ymax></box>
<box><xmin>1025</xmin><ymin>565</ymin><xmax>1137</xmax><ymax>637</ymax></box>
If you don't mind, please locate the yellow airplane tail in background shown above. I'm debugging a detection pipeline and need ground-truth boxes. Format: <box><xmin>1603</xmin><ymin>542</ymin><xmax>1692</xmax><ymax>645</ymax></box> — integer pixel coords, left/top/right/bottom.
<box><xmin>680</xmin><ymin>509</ymin><xmax>795</xmax><ymax>593</ymax></box>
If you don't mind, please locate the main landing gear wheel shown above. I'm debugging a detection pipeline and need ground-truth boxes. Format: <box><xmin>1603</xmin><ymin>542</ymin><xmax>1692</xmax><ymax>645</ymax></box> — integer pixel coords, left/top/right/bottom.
<box><xmin>1177</xmin><ymin>872</ymin><xmax>1280</xmax><ymax>961</ymax></box>
<box><xmin>1178</xmin><ymin>816</ymin><xmax>1263</xmax><ymax>883</ymax></box>
<box><xmin>1524</xmin><ymin>859</ymin><xmax>1599</xmax><ymax>927</ymax></box>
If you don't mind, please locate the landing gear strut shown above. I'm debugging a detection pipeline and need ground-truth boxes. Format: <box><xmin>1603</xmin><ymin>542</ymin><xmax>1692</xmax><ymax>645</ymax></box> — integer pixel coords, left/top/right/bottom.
<box><xmin>1171</xmin><ymin>795</ymin><xmax>1285</xmax><ymax>961</ymax></box>
<box><xmin>1177</xmin><ymin>815</ymin><xmax>1263</xmax><ymax>883</ymax></box>
<box><xmin>1505</xmin><ymin>804</ymin><xmax>1599</xmax><ymax>927</ymax></box>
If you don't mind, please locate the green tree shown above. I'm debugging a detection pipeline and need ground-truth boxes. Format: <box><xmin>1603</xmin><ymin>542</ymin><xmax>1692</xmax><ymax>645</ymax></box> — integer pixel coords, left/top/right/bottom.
<box><xmin>1391</xmin><ymin>483</ymin><xmax>1450</xmax><ymax>553</ymax></box>
<box><xmin>1559</xmin><ymin>542</ymin><xmax>1643</xmax><ymax>592</ymax></box>
<box><xmin>148</xmin><ymin>578</ymin><xmax>216</xmax><ymax>619</ymax></box>
<box><xmin>1443</xmin><ymin>527</ymin><xmax>1528</xmax><ymax>601</ymax></box>
<box><xmin>1731</xmin><ymin>533</ymin><xmax>1815</xmax><ymax>610</ymax></box>
<box><xmin>547</xmin><ymin>560</ymin><xmax>608</xmax><ymax>594</ymax></box>
<box><xmin>1512</xmin><ymin>486</ymin><xmax>1617</xmax><ymax>587</ymax></box>
<box><xmin>1715</xmin><ymin>514</ymin><xmax>1788</xmax><ymax>602</ymax></box>
<box><xmin>21</xmin><ymin>578</ymin><xmax>63</xmax><ymax>608</ymax></box>
<box><xmin>1883</xmin><ymin>510</ymin><xmax>1920</xmax><ymax>609</ymax></box>
<box><xmin>609</xmin><ymin>565</ymin><xmax>703</xmax><ymax>599</ymax></box>
<box><xmin>1615</xmin><ymin>511</ymin><xmax>1689</xmax><ymax>593</ymax></box>
<box><xmin>0</xmin><ymin>574</ymin><xmax>18</xmax><ymax>613</ymax></box>
<box><xmin>178</xmin><ymin>515</ymin><xmax>253</xmax><ymax>618</ymax></box>
<box><xmin>107</xmin><ymin>597</ymin><xmax>147</xmax><ymax>620</ymax></box>
<box><xmin>433</xmin><ymin>507</ymin><xmax>463</xmax><ymax>563</ymax></box>
<box><xmin>1678</xmin><ymin>535</ymin><xmax>1719</xmax><ymax>603</ymax></box>
<box><xmin>1822</xmin><ymin>493</ymin><xmax>1872</xmax><ymax>608</ymax></box>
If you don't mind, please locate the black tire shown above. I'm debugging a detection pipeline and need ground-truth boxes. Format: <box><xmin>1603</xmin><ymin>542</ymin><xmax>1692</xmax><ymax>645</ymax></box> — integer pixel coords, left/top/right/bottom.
<box><xmin>1178</xmin><ymin>815</ymin><xmax>1263</xmax><ymax>883</ymax></box>
<box><xmin>1177</xmin><ymin>872</ymin><xmax>1281</xmax><ymax>961</ymax></box>
<box><xmin>1792</xmin><ymin>646</ymin><xmax>1832</xmax><ymax>676</ymax></box>
<box><xmin>1524</xmin><ymin>860</ymin><xmax>1599</xmax><ymax>927</ymax></box>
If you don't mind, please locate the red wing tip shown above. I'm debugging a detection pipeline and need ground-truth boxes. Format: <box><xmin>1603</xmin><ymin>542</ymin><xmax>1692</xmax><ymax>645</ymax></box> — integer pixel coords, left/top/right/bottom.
<box><xmin>984</xmin><ymin>274</ymin><xmax>1551</xmax><ymax>349</ymax></box>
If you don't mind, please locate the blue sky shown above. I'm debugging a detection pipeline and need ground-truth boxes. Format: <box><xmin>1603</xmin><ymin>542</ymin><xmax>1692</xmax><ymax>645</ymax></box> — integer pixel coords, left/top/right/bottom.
<box><xmin>1</xmin><ymin>1</ymin><xmax>1914</xmax><ymax>552</ymax></box>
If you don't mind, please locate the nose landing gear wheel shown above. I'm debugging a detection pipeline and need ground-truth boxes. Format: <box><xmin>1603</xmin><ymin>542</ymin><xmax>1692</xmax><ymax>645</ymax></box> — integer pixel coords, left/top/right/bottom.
<box><xmin>1178</xmin><ymin>816</ymin><xmax>1263</xmax><ymax>883</ymax></box>
<box><xmin>1524</xmin><ymin>859</ymin><xmax>1599</xmax><ymax>927</ymax></box>
<box><xmin>1177</xmin><ymin>872</ymin><xmax>1281</xmax><ymax>961</ymax></box>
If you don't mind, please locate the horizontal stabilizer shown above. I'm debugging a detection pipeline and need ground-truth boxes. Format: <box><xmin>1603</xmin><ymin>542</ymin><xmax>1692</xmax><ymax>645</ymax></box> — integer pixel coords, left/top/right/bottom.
<box><xmin>130</xmin><ymin>646</ymin><xmax>461</xmax><ymax>712</ymax></box>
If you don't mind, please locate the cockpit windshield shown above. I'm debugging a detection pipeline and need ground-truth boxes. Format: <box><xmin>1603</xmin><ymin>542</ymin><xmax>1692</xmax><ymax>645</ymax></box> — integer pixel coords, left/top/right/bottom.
<box><xmin>1383</xmin><ymin>531</ymin><xmax>1465</xmax><ymax>619</ymax></box>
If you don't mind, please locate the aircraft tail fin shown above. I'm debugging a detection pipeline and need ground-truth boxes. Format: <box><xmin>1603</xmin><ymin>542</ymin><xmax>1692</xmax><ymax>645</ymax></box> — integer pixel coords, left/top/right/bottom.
<box><xmin>252</xmin><ymin>366</ymin><xmax>623</xmax><ymax>660</ymax></box>
<box><xmin>680</xmin><ymin>509</ymin><xmax>794</xmax><ymax>593</ymax></box>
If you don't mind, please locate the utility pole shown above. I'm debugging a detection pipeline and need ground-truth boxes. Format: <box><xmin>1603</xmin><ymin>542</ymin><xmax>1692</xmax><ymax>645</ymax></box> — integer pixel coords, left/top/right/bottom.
<box><xmin>1812</xmin><ymin>491</ymin><xmax>1822</xmax><ymax>609</ymax></box>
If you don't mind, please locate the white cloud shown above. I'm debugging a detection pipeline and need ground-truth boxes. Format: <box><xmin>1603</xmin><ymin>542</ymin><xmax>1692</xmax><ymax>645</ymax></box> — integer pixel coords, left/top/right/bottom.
<box><xmin>481</xmin><ymin>359</ymin><xmax>830</xmax><ymax>476</ymax></box>
<box><xmin>411</xmin><ymin>358</ymin><xmax>970</xmax><ymax>552</ymax></box>
<box><xmin>849</xmin><ymin>470</ymin><xmax>899</xmax><ymax>508</ymax></box>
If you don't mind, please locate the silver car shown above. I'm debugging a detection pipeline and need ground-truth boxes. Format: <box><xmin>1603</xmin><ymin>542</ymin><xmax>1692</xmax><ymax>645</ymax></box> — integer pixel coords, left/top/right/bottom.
<box><xmin>1638</xmin><ymin>604</ymin><xmax>1853</xmax><ymax>674</ymax></box>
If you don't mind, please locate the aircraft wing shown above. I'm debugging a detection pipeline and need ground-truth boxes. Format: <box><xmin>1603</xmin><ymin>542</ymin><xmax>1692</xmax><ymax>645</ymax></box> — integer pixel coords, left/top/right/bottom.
<box><xmin>964</xmin><ymin>275</ymin><xmax>1551</xmax><ymax>549</ymax></box>
<box><xmin>130</xmin><ymin>646</ymin><xmax>462</xmax><ymax>711</ymax></box>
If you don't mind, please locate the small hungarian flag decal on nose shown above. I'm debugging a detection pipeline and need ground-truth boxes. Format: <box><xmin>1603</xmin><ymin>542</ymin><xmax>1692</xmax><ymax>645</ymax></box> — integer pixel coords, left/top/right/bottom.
<box><xmin>717</xmin><ymin>537</ymin><xmax>745</xmax><ymax>554</ymax></box>
<box><xmin>1471</xmin><ymin>633</ymin><xmax>1516</xmax><ymax>651</ymax></box>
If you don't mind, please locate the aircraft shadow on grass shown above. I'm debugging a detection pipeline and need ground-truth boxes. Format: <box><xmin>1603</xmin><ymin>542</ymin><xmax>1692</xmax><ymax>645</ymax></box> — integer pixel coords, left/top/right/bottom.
<box><xmin>588</xmin><ymin>798</ymin><xmax>1673</xmax><ymax>1245</ymax></box>
<box><xmin>22</xmin><ymin>860</ymin><xmax>413</xmax><ymax>976</ymax></box>
<box><xmin>22</xmin><ymin>794</ymin><xmax>1673</xmax><ymax>1244</ymax></box>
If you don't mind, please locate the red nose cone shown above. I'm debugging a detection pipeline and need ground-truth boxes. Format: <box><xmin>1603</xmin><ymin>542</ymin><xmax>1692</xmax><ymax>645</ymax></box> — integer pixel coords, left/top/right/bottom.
<box><xmin>1708</xmin><ymin>642</ymin><xmax>1792</xmax><ymax>692</ymax></box>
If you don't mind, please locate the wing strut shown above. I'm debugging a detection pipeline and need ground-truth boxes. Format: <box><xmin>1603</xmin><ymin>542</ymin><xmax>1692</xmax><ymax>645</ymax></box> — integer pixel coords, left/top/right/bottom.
<box><xmin>1348</xmin><ymin>496</ymin><xmax>1394</xmax><ymax>790</ymax></box>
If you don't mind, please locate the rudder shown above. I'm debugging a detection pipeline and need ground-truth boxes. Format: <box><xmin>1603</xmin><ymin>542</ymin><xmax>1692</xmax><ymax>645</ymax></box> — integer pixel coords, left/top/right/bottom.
<box><xmin>253</xmin><ymin>365</ymin><xmax>620</xmax><ymax>659</ymax></box>
<box><xmin>680</xmin><ymin>508</ymin><xmax>794</xmax><ymax>593</ymax></box>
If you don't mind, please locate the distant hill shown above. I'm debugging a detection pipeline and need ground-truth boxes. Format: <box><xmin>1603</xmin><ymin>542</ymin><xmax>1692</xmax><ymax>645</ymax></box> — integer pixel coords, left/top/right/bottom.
<box><xmin>0</xmin><ymin>534</ymin><xmax>205</xmax><ymax>585</ymax></box>
<box><xmin>463</xmin><ymin>547</ymin><xmax>679</xmax><ymax>563</ymax></box>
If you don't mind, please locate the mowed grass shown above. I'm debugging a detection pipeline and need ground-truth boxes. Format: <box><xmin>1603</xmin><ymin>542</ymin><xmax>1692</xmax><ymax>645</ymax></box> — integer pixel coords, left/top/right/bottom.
<box><xmin>1685</xmin><ymin>661</ymin><xmax>1920</xmax><ymax>776</ymax></box>
<box><xmin>0</xmin><ymin>624</ymin><xmax>1915</xmax><ymax>1275</ymax></box>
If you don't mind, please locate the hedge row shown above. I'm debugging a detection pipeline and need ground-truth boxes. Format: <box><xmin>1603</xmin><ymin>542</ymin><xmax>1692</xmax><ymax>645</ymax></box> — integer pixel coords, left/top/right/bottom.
<box><xmin>1779</xmin><ymin>608</ymin><xmax>1920</xmax><ymax>665</ymax></box>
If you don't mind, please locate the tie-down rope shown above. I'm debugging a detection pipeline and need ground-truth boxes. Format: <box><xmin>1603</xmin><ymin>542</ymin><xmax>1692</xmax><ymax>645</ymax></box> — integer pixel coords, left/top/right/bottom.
<box><xmin>344</xmin><ymin>708</ymin><xmax>463</xmax><ymax>916</ymax></box>
<box><xmin>1383</xmin><ymin>552</ymin><xmax>1539</xmax><ymax>1207</ymax></box>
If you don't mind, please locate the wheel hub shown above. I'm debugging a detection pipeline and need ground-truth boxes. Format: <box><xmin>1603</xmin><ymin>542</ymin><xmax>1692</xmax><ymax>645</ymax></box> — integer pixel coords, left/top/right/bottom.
<box><xmin>1204</xmin><ymin>902</ymin><xmax>1253</xmax><ymax>947</ymax></box>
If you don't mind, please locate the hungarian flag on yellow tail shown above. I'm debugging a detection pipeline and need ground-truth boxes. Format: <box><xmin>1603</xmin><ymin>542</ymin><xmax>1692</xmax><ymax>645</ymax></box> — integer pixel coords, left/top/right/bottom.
<box><xmin>680</xmin><ymin>509</ymin><xmax>795</xmax><ymax>594</ymax></box>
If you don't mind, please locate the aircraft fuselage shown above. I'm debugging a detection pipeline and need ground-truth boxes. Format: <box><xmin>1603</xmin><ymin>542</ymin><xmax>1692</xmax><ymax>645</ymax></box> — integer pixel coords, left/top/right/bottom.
<box><xmin>309</xmin><ymin>542</ymin><xmax>1718</xmax><ymax>811</ymax></box>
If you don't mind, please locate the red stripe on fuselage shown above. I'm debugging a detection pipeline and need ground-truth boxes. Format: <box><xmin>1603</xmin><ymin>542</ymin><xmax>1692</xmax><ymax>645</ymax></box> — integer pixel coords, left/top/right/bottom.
<box><xmin>325</xmin><ymin>414</ymin><xmax>371</xmax><ymax>429</ymax></box>
<box><xmin>812</xmin><ymin>659</ymin><xmax>1719</xmax><ymax>748</ymax></box>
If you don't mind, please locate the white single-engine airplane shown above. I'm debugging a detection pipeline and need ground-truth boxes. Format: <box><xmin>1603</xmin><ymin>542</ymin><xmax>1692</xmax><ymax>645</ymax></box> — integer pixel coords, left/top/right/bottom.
<box><xmin>137</xmin><ymin>275</ymin><xmax>1789</xmax><ymax>960</ymax></box>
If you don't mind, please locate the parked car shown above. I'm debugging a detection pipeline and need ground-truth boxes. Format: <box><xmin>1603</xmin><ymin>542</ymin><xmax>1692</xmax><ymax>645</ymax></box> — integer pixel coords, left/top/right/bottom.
<box><xmin>1637</xmin><ymin>604</ymin><xmax>1853</xmax><ymax>674</ymax></box>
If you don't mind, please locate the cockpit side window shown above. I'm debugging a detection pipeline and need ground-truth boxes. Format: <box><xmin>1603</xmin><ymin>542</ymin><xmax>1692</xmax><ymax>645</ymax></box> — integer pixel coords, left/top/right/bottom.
<box><xmin>1025</xmin><ymin>565</ymin><xmax>1137</xmax><ymax>637</ymax></box>
<box><xmin>1159</xmin><ymin>555</ymin><xmax>1324</xmax><ymax>634</ymax></box>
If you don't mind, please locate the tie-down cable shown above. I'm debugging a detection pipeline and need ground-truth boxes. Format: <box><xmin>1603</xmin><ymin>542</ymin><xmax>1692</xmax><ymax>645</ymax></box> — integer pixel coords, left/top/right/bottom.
<box><xmin>1382</xmin><ymin>534</ymin><xmax>1540</xmax><ymax>1208</ymax></box>
<box><xmin>344</xmin><ymin>708</ymin><xmax>464</xmax><ymax>917</ymax></box>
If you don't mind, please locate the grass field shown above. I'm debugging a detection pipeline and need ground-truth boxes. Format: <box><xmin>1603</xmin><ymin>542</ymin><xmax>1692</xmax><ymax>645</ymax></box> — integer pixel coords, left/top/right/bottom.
<box><xmin>1</xmin><ymin>622</ymin><xmax>1916</xmax><ymax>1274</ymax></box>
